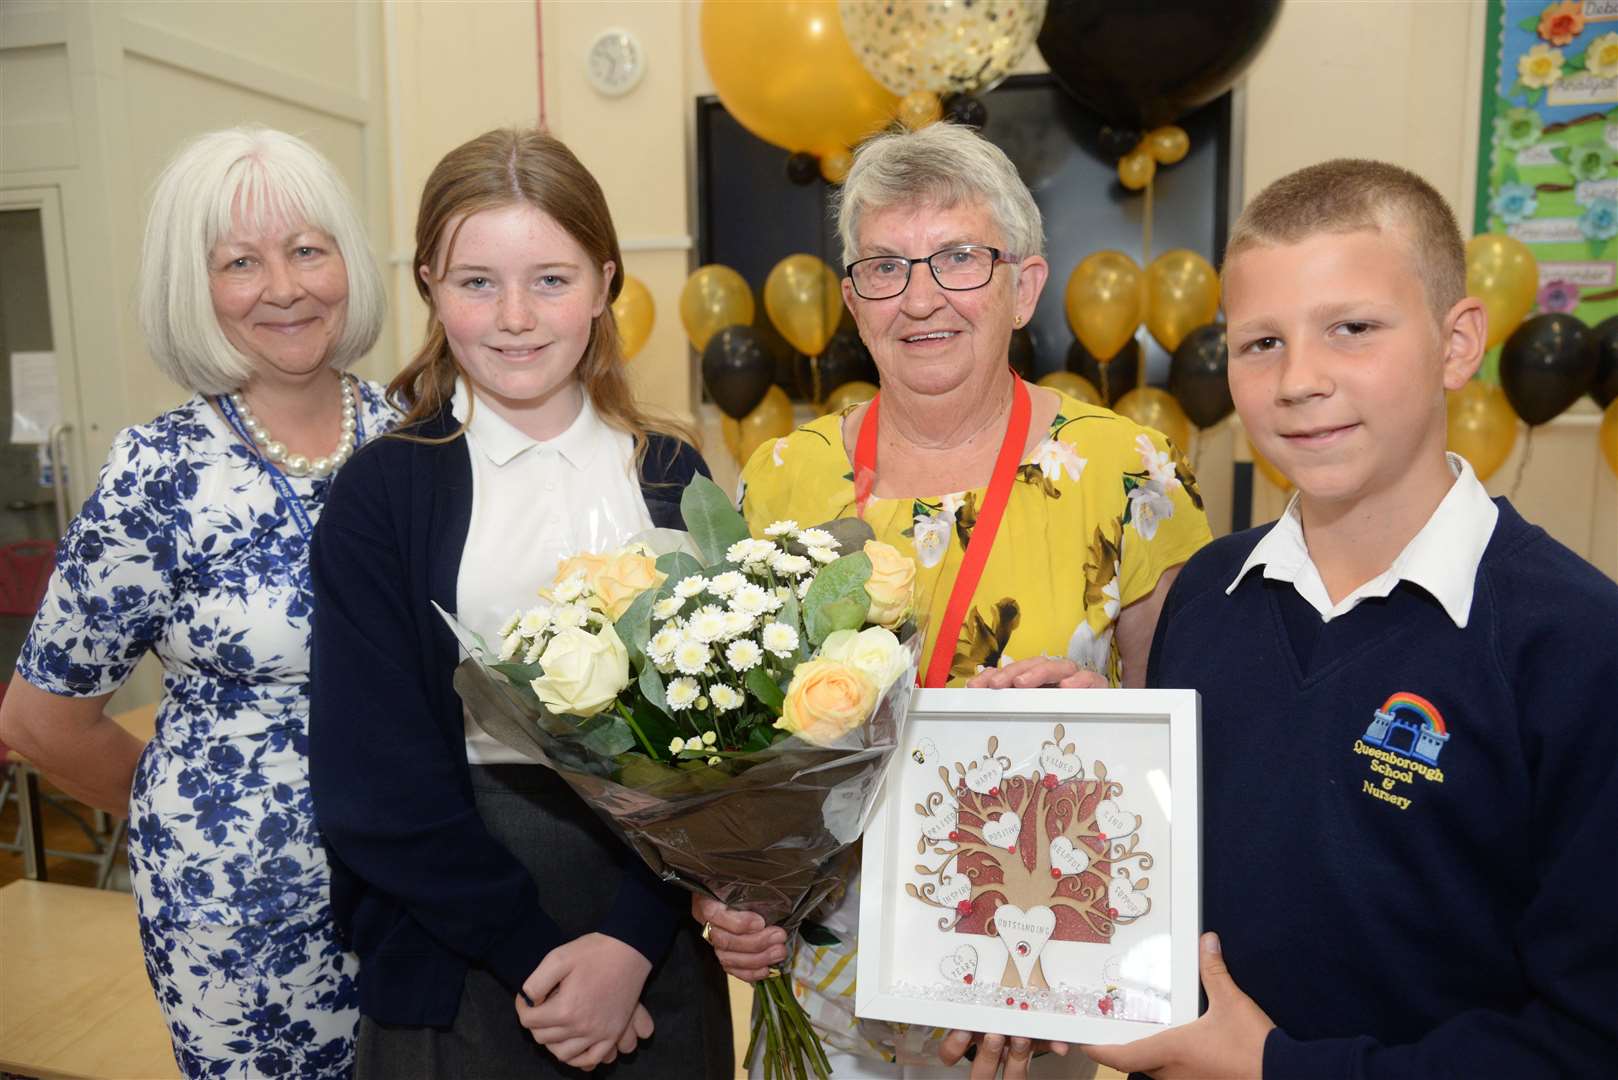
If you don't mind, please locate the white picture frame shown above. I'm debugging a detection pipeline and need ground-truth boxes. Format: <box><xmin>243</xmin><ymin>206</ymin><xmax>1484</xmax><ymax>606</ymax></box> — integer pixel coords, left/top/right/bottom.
<box><xmin>856</xmin><ymin>688</ymin><xmax>1201</xmax><ymax>1044</ymax></box>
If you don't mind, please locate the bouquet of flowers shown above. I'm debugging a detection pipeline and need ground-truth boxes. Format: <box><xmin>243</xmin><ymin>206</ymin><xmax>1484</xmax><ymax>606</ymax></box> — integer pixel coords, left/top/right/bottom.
<box><xmin>442</xmin><ymin>476</ymin><xmax>921</xmax><ymax>1080</ymax></box>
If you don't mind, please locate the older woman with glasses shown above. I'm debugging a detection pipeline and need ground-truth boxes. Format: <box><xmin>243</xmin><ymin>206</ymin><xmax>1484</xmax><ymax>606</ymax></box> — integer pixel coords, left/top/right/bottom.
<box><xmin>697</xmin><ymin>123</ymin><xmax>1212</xmax><ymax>1078</ymax></box>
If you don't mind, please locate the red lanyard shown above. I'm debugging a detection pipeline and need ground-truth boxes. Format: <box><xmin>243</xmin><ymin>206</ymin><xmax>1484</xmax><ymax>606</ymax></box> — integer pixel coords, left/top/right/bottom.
<box><xmin>854</xmin><ymin>373</ymin><xmax>1031</xmax><ymax>688</ymax></box>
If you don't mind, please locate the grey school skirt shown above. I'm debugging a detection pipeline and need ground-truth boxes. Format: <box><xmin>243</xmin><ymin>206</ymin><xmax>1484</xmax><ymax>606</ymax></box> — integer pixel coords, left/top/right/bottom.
<box><xmin>355</xmin><ymin>763</ymin><xmax>734</xmax><ymax>1080</ymax></box>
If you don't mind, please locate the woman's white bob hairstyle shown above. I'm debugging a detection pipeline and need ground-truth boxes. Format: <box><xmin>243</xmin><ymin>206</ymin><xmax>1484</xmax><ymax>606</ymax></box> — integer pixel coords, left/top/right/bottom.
<box><xmin>138</xmin><ymin>126</ymin><xmax>385</xmax><ymax>395</ymax></box>
<box><xmin>835</xmin><ymin>122</ymin><xmax>1045</xmax><ymax>270</ymax></box>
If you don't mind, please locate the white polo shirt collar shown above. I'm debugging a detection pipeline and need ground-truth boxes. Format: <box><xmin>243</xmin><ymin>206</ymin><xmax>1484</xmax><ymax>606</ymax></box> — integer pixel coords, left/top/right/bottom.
<box><xmin>1226</xmin><ymin>453</ymin><xmax>1499</xmax><ymax>627</ymax></box>
<box><xmin>451</xmin><ymin>378</ymin><xmax>604</xmax><ymax>470</ymax></box>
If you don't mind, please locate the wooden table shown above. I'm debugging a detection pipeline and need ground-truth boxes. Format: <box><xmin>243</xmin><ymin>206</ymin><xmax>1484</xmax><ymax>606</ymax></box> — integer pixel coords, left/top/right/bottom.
<box><xmin>0</xmin><ymin>879</ymin><xmax>178</xmax><ymax>1078</ymax></box>
<box><xmin>10</xmin><ymin>701</ymin><xmax>155</xmax><ymax>881</ymax></box>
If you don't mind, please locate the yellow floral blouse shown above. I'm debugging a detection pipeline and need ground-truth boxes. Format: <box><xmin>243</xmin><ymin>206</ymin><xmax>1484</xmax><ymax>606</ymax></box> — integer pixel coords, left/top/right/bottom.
<box><xmin>741</xmin><ymin>389</ymin><xmax>1212</xmax><ymax>688</ymax></box>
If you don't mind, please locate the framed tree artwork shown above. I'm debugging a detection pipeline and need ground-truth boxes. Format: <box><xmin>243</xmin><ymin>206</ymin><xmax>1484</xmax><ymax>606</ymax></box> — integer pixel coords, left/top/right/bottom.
<box><xmin>856</xmin><ymin>688</ymin><xmax>1201</xmax><ymax>1043</ymax></box>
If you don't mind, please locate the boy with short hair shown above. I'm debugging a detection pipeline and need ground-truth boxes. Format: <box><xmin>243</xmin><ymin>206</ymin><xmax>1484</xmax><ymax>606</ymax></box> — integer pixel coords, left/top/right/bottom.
<box><xmin>1085</xmin><ymin>159</ymin><xmax>1618</xmax><ymax>1078</ymax></box>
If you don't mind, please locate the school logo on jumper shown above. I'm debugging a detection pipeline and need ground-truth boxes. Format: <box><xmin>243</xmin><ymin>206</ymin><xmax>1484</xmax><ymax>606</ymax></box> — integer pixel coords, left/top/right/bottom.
<box><xmin>1351</xmin><ymin>692</ymin><xmax>1448</xmax><ymax>811</ymax></box>
<box><xmin>1361</xmin><ymin>691</ymin><xmax>1449</xmax><ymax>764</ymax></box>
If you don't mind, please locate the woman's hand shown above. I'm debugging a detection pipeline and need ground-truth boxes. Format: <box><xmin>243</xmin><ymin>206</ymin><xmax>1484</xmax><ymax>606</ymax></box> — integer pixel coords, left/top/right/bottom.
<box><xmin>939</xmin><ymin>1029</ymin><xmax>1070</xmax><ymax>1079</ymax></box>
<box><xmin>967</xmin><ymin>657</ymin><xmax>1108</xmax><ymax>690</ymax></box>
<box><xmin>515</xmin><ymin>932</ymin><xmax>654</xmax><ymax>1070</ymax></box>
<box><xmin>692</xmin><ymin>894</ymin><xmax>787</xmax><ymax>982</ymax></box>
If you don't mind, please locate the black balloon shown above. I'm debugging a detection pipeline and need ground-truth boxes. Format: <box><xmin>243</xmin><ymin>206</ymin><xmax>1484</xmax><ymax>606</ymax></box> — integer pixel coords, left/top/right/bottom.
<box><xmin>1499</xmin><ymin>314</ymin><xmax>1595</xmax><ymax>425</ymax></box>
<box><xmin>1586</xmin><ymin>315</ymin><xmax>1618</xmax><ymax>407</ymax></box>
<box><xmin>943</xmin><ymin>93</ymin><xmax>988</xmax><ymax>128</ymax></box>
<box><xmin>702</xmin><ymin>326</ymin><xmax>775</xmax><ymax>419</ymax></box>
<box><xmin>1169</xmin><ymin>323</ymin><xmax>1232</xmax><ymax>428</ymax></box>
<box><xmin>1097</xmin><ymin>125</ymin><xmax>1144</xmax><ymax>161</ymax></box>
<box><xmin>1008</xmin><ymin>326</ymin><xmax>1037</xmax><ymax>380</ymax></box>
<box><xmin>1066</xmin><ymin>336</ymin><xmax>1141</xmax><ymax>405</ymax></box>
<box><xmin>1037</xmin><ymin>0</ymin><xmax>1282</xmax><ymax>129</ymax></box>
<box><xmin>786</xmin><ymin>151</ymin><xmax>820</xmax><ymax>186</ymax></box>
<box><xmin>814</xmin><ymin>329</ymin><xmax>879</xmax><ymax>399</ymax></box>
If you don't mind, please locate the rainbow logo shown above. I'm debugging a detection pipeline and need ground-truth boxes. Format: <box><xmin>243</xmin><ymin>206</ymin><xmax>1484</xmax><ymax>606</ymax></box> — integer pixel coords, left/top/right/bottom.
<box><xmin>1363</xmin><ymin>691</ymin><xmax>1450</xmax><ymax>764</ymax></box>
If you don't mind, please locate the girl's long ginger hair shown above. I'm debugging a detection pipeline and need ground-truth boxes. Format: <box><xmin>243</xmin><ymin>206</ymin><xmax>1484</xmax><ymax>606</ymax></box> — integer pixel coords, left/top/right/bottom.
<box><xmin>389</xmin><ymin>128</ymin><xmax>689</xmax><ymax>458</ymax></box>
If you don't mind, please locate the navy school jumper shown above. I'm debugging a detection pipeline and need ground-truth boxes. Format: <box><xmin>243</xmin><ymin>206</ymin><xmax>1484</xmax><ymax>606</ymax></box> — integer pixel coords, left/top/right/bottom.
<box><xmin>308</xmin><ymin>402</ymin><xmax>710</xmax><ymax>1026</ymax></box>
<box><xmin>1149</xmin><ymin>499</ymin><xmax>1618</xmax><ymax>1078</ymax></box>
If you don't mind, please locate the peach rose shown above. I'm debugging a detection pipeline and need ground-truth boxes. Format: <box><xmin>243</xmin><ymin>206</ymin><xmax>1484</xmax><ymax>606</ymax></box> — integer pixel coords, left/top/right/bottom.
<box><xmin>592</xmin><ymin>549</ymin><xmax>667</xmax><ymax>620</ymax></box>
<box><xmin>862</xmin><ymin>540</ymin><xmax>915</xmax><ymax>629</ymax></box>
<box><xmin>775</xmin><ymin>659</ymin><xmax>878</xmax><ymax>746</ymax></box>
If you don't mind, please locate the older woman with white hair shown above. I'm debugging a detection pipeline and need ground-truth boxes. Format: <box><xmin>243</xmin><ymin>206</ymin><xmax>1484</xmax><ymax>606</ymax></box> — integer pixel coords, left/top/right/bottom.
<box><xmin>697</xmin><ymin>123</ymin><xmax>1213</xmax><ymax>1078</ymax></box>
<box><xmin>0</xmin><ymin>126</ymin><xmax>394</xmax><ymax>1078</ymax></box>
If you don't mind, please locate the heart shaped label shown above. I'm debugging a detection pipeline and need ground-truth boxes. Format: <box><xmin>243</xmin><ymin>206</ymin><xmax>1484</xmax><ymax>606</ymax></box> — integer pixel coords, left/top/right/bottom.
<box><xmin>939</xmin><ymin>943</ymin><xmax>978</xmax><ymax>985</ymax></box>
<box><xmin>965</xmin><ymin>758</ymin><xmax>1004</xmax><ymax>795</ymax></box>
<box><xmin>1094</xmin><ymin>798</ymin><xmax>1137</xmax><ymax>840</ymax></box>
<box><xmin>936</xmin><ymin>872</ymin><xmax>970</xmax><ymax>907</ymax></box>
<box><xmin>1049</xmin><ymin>836</ymin><xmax>1090</xmax><ymax>876</ymax></box>
<box><xmin>1108</xmin><ymin>875</ymin><xmax>1150</xmax><ymax>920</ymax></box>
<box><xmin>921</xmin><ymin>805</ymin><xmax>958</xmax><ymax>841</ymax></box>
<box><xmin>983</xmin><ymin>810</ymin><xmax>1021</xmax><ymax>850</ymax></box>
<box><xmin>1039</xmin><ymin>745</ymin><xmax>1082</xmax><ymax>782</ymax></box>
<box><xmin>992</xmin><ymin>903</ymin><xmax>1056</xmax><ymax>986</ymax></box>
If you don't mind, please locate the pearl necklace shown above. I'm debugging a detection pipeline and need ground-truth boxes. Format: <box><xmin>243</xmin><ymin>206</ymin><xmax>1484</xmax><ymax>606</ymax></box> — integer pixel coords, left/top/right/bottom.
<box><xmin>227</xmin><ymin>376</ymin><xmax>358</xmax><ymax>479</ymax></box>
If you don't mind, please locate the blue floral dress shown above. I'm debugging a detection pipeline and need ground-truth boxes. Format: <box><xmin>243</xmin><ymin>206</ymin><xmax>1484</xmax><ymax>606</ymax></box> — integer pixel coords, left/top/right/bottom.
<box><xmin>17</xmin><ymin>380</ymin><xmax>396</xmax><ymax>1079</ymax></box>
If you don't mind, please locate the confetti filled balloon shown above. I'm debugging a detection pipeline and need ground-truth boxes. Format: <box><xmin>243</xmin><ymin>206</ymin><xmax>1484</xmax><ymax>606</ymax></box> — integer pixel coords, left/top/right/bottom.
<box><xmin>839</xmin><ymin>0</ymin><xmax>1048</xmax><ymax>97</ymax></box>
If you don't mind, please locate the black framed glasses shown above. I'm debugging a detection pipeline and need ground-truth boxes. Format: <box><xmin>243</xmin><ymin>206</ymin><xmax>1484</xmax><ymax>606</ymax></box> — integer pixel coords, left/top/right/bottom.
<box><xmin>844</xmin><ymin>244</ymin><xmax>1021</xmax><ymax>301</ymax></box>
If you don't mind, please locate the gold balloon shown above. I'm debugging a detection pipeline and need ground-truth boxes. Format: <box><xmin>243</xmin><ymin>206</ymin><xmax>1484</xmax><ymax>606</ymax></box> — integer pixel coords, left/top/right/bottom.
<box><xmin>1114</xmin><ymin>387</ymin><xmax>1191</xmax><ymax>450</ymax></box>
<box><xmin>701</xmin><ymin>0</ymin><xmax>899</xmax><ymax>158</ymax></box>
<box><xmin>1446</xmin><ymin>380</ymin><xmax>1519</xmax><ymax>482</ymax></box>
<box><xmin>1145</xmin><ymin>249</ymin><xmax>1221</xmax><ymax>354</ymax></box>
<box><xmin>765</xmin><ymin>254</ymin><xmax>843</xmax><ymax>357</ymax></box>
<box><xmin>1066</xmin><ymin>251</ymin><xmax>1145</xmax><ymax>361</ymax></box>
<box><xmin>1145</xmin><ymin>125</ymin><xmax>1189</xmax><ymax>165</ymax></box>
<box><xmin>1248</xmin><ymin>437</ymin><xmax>1292</xmax><ymax>492</ymax></box>
<box><xmin>1601</xmin><ymin>400</ymin><xmax>1617</xmax><ymax>479</ymax></box>
<box><xmin>721</xmin><ymin>385</ymin><xmax>795</xmax><ymax>464</ymax></box>
<box><xmin>1118</xmin><ymin>150</ymin><xmax>1156</xmax><ymax>191</ymax></box>
<box><xmin>838</xmin><ymin>0</ymin><xmax>1047</xmax><ymax>96</ymax></box>
<box><xmin>822</xmin><ymin>379</ymin><xmax>878</xmax><ymax>415</ymax></box>
<box><xmin>820</xmin><ymin>148</ymin><xmax>853</xmax><ymax>184</ymax></box>
<box><xmin>612</xmin><ymin>273</ymin><xmax>655</xmax><ymax>361</ymax></box>
<box><xmin>1466</xmin><ymin>234</ymin><xmax>1538</xmax><ymax>349</ymax></box>
<box><xmin>680</xmin><ymin>265</ymin><xmax>754</xmax><ymax>352</ymax></box>
<box><xmin>1037</xmin><ymin>370</ymin><xmax>1102</xmax><ymax>406</ymax></box>
<box><xmin>897</xmin><ymin>90</ymin><xmax>942</xmax><ymax>130</ymax></box>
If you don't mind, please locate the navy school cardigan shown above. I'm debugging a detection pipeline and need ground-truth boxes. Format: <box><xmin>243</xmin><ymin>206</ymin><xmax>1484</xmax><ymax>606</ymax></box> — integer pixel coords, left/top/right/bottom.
<box><xmin>308</xmin><ymin>402</ymin><xmax>711</xmax><ymax>1026</ymax></box>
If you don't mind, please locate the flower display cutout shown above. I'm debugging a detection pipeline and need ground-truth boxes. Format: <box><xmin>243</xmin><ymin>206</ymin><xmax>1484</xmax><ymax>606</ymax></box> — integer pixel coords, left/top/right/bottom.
<box><xmin>906</xmin><ymin>725</ymin><xmax>1154</xmax><ymax>991</ymax></box>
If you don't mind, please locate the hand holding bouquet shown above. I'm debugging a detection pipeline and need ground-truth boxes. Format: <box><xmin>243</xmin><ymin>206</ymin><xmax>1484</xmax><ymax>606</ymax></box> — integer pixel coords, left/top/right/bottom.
<box><xmin>442</xmin><ymin>477</ymin><xmax>921</xmax><ymax>1079</ymax></box>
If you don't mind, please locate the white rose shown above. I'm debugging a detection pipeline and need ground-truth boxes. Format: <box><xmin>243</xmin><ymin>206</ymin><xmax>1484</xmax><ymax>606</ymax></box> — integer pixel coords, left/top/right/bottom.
<box><xmin>818</xmin><ymin>626</ymin><xmax>910</xmax><ymax>694</ymax></box>
<box><xmin>528</xmin><ymin>623</ymin><xmax>629</xmax><ymax>717</ymax></box>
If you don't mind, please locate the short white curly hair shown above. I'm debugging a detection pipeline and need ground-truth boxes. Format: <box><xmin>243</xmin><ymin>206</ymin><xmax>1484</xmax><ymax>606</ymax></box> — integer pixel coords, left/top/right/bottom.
<box><xmin>138</xmin><ymin>126</ymin><xmax>384</xmax><ymax>394</ymax></box>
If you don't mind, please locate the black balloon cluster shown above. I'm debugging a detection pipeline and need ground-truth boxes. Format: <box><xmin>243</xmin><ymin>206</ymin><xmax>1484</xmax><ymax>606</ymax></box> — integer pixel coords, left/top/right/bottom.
<box><xmin>1499</xmin><ymin>314</ymin><xmax>1604</xmax><ymax>425</ymax></box>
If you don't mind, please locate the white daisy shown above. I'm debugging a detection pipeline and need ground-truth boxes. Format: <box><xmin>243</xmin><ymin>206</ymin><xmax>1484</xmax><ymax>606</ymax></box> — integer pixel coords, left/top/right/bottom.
<box><xmin>707</xmin><ymin>755</ymin><xmax>723</xmax><ymax>766</ymax></box>
<box><xmin>687</xmin><ymin>606</ymin><xmax>729</xmax><ymax>644</ymax></box>
<box><xmin>523</xmin><ymin>638</ymin><xmax>544</xmax><ymax>665</ymax></box>
<box><xmin>497</xmin><ymin>611</ymin><xmax>521</xmax><ymax>639</ymax></box>
<box><xmin>772</xmin><ymin>552</ymin><xmax>812</xmax><ymax>576</ymax></box>
<box><xmin>722</xmin><ymin>610</ymin><xmax>755</xmax><ymax>638</ymax></box>
<box><xmin>764</xmin><ymin>520</ymin><xmax>800</xmax><ymax>538</ymax></box>
<box><xmin>666</xmin><ymin>678</ymin><xmax>700</xmax><ymax>710</ymax></box>
<box><xmin>498</xmin><ymin>631</ymin><xmax>523</xmax><ymax>662</ymax></box>
<box><xmin>762</xmin><ymin>622</ymin><xmax>800</xmax><ymax>657</ymax></box>
<box><xmin>796</xmin><ymin>528</ymin><xmax>835</xmax><ymax>549</ymax></box>
<box><xmin>652</xmin><ymin>596</ymin><xmax>683</xmax><ymax>621</ymax></box>
<box><xmin>674</xmin><ymin>575</ymin><xmax>707</xmax><ymax>599</ymax></box>
<box><xmin>730</xmin><ymin>582</ymin><xmax>779</xmax><ymax>618</ymax></box>
<box><xmin>647</xmin><ymin>627</ymin><xmax>680</xmax><ymax>664</ymax></box>
<box><xmin>551</xmin><ymin>572</ymin><xmax>588</xmax><ymax>603</ymax></box>
<box><xmin>519</xmin><ymin>608</ymin><xmax>551</xmax><ymax>637</ymax></box>
<box><xmin>706</xmin><ymin>571</ymin><xmax>746</xmax><ymax>597</ymax></box>
<box><xmin>674</xmin><ymin>639</ymin><xmax>712</xmax><ymax>675</ymax></box>
<box><xmin>550</xmin><ymin>603</ymin><xmax>589</xmax><ymax>629</ymax></box>
<box><xmin>807</xmin><ymin>545</ymin><xmax>839</xmax><ymax>564</ymax></box>
<box><xmin>710</xmin><ymin>686</ymin><xmax>743</xmax><ymax>713</ymax></box>
<box><xmin>797</xmin><ymin>577</ymin><xmax>813</xmax><ymax>599</ymax></box>
<box><xmin>726</xmin><ymin>639</ymin><xmax>763</xmax><ymax>671</ymax></box>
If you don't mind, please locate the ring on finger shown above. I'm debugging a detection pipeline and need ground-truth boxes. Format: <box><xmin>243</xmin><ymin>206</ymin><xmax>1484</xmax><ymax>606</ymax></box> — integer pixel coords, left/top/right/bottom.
<box><xmin>701</xmin><ymin>921</ymin><xmax>714</xmax><ymax>944</ymax></box>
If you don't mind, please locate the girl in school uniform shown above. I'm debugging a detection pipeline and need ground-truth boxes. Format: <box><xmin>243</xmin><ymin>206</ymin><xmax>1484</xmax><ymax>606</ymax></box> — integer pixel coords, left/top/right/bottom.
<box><xmin>307</xmin><ymin>128</ymin><xmax>731</xmax><ymax>1079</ymax></box>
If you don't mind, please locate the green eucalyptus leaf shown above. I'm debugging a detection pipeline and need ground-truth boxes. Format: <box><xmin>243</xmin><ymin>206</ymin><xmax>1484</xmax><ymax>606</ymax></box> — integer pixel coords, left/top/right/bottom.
<box><xmin>615</xmin><ymin>588</ymin><xmax>657</xmax><ymax>667</ymax></box>
<box><xmin>577</xmin><ymin>713</ymin><xmax>636</xmax><ymax>757</ymax></box>
<box><xmin>680</xmin><ymin>475</ymin><xmax>751</xmax><ymax>564</ymax></box>
<box><xmin>639</xmin><ymin>664</ymin><xmax>671</xmax><ymax>716</ymax></box>
<box><xmin>802</xmin><ymin>551</ymin><xmax>872</xmax><ymax>646</ymax></box>
<box><xmin>655</xmin><ymin>550</ymin><xmax>704</xmax><ymax>584</ymax></box>
<box><xmin>745</xmin><ymin>666</ymin><xmax>786</xmax><ymax>714</ymax></box>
